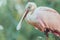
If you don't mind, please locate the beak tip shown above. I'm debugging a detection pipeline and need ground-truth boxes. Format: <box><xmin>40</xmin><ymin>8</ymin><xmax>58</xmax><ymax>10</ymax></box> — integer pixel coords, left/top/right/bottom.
<box><xmin>16</xmin><ymin>27</ymin><xmax>20</xmax><ymax>31</ymax></box>
<box><xmin>16</xmin><ymin>23</ymin><xmax>22</xmax><ymax>31</ymax></box>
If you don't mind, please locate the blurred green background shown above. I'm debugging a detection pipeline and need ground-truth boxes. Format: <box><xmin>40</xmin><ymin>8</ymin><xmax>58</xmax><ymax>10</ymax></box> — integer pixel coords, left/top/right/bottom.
<box><xmin>0</xmin><ymin>0</ymin><xmax>60</xmax><ymax>40</ymax></box>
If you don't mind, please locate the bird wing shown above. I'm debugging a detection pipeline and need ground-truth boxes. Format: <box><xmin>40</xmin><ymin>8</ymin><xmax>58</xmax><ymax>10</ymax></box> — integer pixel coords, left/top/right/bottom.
<box><xmin>37</xmin><ymin>11</ymin><xmax>60</xmax><ymax>36</ymax></box>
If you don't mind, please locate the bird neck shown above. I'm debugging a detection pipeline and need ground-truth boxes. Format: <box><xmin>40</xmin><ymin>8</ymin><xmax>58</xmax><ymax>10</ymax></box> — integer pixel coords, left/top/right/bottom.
<box><xmin>28</xmin><ymin>10</ymin><xmax>33</xmax><ymax>14</ymax></box>
<box><xmin>25</xmin><ymin>10</ymin><xmax>33</xmax><ymax>21</ymax></box>
<box><xmin>25</xmin><ymin>9</ymin><xmax>36</xmax><ymax>21</ymax></box>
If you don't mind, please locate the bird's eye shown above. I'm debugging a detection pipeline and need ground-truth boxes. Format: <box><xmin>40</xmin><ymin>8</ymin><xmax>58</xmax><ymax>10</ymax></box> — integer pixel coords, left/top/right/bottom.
<box><xmin>28</xmin><ymin>6</ymin><xmax>31</xmax><ymax>9</ymax></box>
<box><xmin>28</xmin><ymin>5</ymin><xmax>32</xmax><ymax>9</ymax></box>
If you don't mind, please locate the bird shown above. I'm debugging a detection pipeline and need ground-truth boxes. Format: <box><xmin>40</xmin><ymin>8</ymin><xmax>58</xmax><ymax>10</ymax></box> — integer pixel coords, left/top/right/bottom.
<box><xmin>16</xmin><ymin>2</ymin><xmax>60</xmax><ymax>40</ymax></box>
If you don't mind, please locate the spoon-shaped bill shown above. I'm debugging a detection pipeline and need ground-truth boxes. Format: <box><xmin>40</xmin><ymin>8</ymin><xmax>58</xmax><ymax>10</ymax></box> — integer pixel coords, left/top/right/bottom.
<box><xmin>16</xmin><ymin>9</ymin><xmax>29</xmax><ymax>31</ymax></box>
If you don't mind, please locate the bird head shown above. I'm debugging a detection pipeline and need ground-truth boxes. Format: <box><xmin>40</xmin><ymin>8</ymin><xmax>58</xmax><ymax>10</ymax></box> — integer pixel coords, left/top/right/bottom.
<box><xmin>25</xmin><ymin>2</ymin><xmax>37</xmax><ymax>12</ymax></box>
<box><xmin>16</xmin><ymin>2</ymin><xmax>37</xmax><ymax>31</ymax></box>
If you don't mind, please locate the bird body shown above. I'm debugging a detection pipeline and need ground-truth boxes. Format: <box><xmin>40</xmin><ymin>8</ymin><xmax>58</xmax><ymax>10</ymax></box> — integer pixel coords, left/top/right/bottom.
<box><xmin>25</xmin><ymin>7</ymin><xmax>60</xmax><ymax>36</ymax></box>
<box><xmin>16</xmin><ymin>2</ymin><xmax>60</xmax><ymax>37</ymax></box>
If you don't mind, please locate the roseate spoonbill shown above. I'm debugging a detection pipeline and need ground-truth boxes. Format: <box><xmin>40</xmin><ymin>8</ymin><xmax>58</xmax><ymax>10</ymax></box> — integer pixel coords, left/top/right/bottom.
<box><xmin>16</xmin><ymin>2</ymin><xmax>60</xmax><ymax>40</ymax></box>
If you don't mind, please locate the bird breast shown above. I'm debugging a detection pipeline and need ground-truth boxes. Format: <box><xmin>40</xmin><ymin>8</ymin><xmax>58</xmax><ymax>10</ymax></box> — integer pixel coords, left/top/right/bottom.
<box><xmin>25</xmin><ymin>11</ymin><xmax>38</xmax><ymax>23</ymax></box>
<box><xmin>25</xmin><ymin>11</ymin><xmax>47</xmax><ymax>32</ymax></box>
